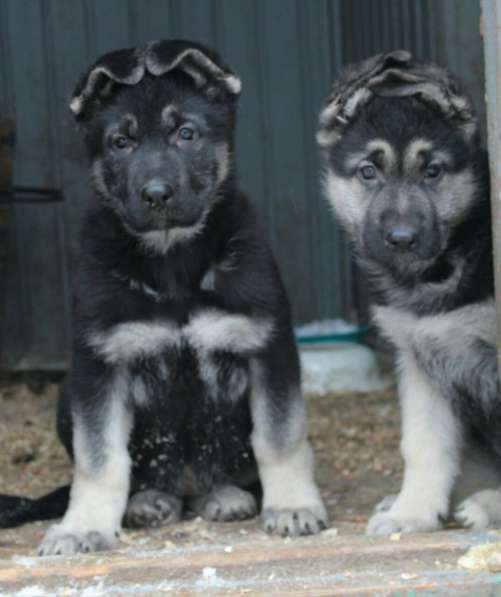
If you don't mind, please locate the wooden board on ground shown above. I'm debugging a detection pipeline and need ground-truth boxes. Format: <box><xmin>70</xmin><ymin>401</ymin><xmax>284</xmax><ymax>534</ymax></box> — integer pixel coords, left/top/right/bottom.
<box><xmin>1</xmin><ymin>521</ymin><xmax>501</xmax><ymax>596</ymax></box>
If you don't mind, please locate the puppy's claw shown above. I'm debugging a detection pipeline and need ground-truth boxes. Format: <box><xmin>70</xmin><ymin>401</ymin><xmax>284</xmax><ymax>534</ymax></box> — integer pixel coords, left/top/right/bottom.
<box><xmin>38</xmin><ymin>527</ymin><xmax>117</xmax><ymax>556</ymax></box>
<box><xmin>261</xmin><ymin>505</ymin><xmax>329</xmax><ymax>537</ymax></box>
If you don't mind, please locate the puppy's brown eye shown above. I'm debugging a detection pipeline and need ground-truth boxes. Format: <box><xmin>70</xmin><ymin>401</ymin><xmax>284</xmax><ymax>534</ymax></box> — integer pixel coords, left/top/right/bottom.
<box><xmin>177</xmin><ymin>126</ymin><xmax>197</xmax><ymax>142</ymax></box>
<box><xmin>113</xmin><ymin>135</ymin><xmax>131</xmax><ymax>150</ymax></box>
<box><xmin>359</xmin><ymin>164</ymin><xmax>377</xmax><ymax>181</ymax></box>
<box><xmin>425</xmin><ymin>163</ymin><xmax>443</xmax><ymax>180</ymax></box>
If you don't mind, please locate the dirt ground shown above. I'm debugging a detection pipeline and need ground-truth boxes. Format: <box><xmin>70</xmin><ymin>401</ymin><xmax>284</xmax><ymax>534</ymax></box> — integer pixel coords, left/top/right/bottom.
<box><xmin>3</xmin><ymin>377</ymin><xmax>501</xmax><ymax>595</ymax></box>
<box><xmin>0</xmin><ymin>376</ymin><xmax>401</xmax><ymax>530</ymax></box>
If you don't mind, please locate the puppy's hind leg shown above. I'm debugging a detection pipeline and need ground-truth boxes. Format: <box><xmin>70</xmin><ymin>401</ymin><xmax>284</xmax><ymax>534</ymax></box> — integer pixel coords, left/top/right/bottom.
<box><xmin>454</xmin><ymin>489</ymin><xmax>501</xmax><ymax>530</ymax></box>
<box><xmin>39</xmin><ymin>370</ymin><xmax>133</xmax><ymax>556</ymax></box>
<box><xmin>453</xmin><ymin>446</ymin><xmax>501</xmax><ymax>530</ymax></box>
<box><xmin>188</xmin><ymin>485</ymin><xmax>257</xmax><ymax>522</ymax></box>
<box><xmin>125</xmin><ymin>490</ymin><xmax>182</xmax><ymax>528</ymax></box>
<box><xmin>250</xmin><ymin>344</ymin><xmax>328</xmax><ymax>537</ymax></box>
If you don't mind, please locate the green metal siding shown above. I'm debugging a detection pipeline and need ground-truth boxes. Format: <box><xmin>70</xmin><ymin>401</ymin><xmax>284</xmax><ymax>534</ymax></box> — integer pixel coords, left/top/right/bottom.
<box><xmin>0</xmin><ymin>0</ymin><xmax>485</xmax><ymax>369</ymax></box>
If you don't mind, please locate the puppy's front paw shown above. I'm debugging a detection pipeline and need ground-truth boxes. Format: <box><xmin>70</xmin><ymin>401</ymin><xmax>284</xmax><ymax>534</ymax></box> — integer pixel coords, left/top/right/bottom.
<box><xmin>366</xmin><ymin>509</ymin><xmax>442</xmax><ymax>536</ymax></box>
<box><xmin>261</xmin><ymin>503</ymin><xmax>328</xmax><ymax>537</ymax></box>
<box><xmin>38</xmin><ymin>525</ymin><xmax>118</xmax><ymax>556</ymax></box>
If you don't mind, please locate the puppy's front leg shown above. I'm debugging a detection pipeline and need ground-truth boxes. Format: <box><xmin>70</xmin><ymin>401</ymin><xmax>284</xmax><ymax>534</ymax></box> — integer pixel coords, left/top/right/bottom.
<box><xmin>39</xmin><ymin>374</ymin><xmax>132</xmax><ymax>556</ymax></box>
<box><xmin>250</xmin><ymin>355</ymin><xmax>327</xmax><ymax>536</ymax></box>
<box><xmin>367</xmin><ymin>351</ymin><xmax>461</xmax><ymax>535</ymax></box>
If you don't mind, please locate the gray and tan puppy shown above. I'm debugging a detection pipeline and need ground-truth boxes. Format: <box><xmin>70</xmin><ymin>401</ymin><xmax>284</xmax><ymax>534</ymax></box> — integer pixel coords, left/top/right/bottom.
<box><xmin>318</xmin><ymin>50</ymin><xmax>501</xmax><ymax>535</ymax></box>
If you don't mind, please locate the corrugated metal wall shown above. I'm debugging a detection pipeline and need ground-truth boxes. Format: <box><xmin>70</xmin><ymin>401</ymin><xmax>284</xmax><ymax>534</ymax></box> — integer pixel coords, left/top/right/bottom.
<box><xmin>340</xmin><ymin>0</ymin><xmax>485</xmax><ymax>135</ymax></box>
<box><xmin>0</xmin><ymin>0</ymin><xmax>485</xmax><ymax>369</ymax></box>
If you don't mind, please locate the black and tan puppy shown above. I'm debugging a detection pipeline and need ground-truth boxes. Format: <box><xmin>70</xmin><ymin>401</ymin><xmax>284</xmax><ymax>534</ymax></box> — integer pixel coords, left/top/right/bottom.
<box><xmin>318</xmin><ymin>51</ymin><xmax>501</xmax><ymax>535</ymax></box>
<box><xmin>0</xmin><ymin>40</ymin><xmax>327</xmax><ymax>554</ymax></box>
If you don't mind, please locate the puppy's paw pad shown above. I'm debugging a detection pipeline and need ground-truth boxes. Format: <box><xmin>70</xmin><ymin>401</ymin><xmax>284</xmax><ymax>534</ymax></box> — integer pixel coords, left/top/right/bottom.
<box><xmin>454</xmin><ymin>498</ymin><xmax>489</xmax><ymax>530</ymax></box>
<box><xmin>38</xmin><ymin>528</ymin><xmax>114</xmax><ymax>556</ymax></box>
<box><xmin>366</xmin><ymin>511</ymin><xmax>441</xmax><ymax>536</ymax></box>
<box><xmin>195</xmin><ymin>486</ymin><xmax>257</xmax><ymax>522</ymax></box>
<box><xmin>125</xmin><ymin>490</ymin><xmax>182</xmax><ymax>528</ymax></box>
<box><xmin>261</xmin><ymin>505</ymin><xmax>328</xmax><ymax>537</ymax></box>
<box><xmin>373</xmin><ymin>494</ymin><xmax>398</xmax><ymax>514</ymax></box>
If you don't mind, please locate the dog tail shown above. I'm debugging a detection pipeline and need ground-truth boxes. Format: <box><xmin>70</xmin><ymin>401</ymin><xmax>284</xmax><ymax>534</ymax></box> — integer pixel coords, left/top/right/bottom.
<box><xmin>0</xmin><ymin>485</ymin><xmax>70</xmax><ymax>528</ymax></box>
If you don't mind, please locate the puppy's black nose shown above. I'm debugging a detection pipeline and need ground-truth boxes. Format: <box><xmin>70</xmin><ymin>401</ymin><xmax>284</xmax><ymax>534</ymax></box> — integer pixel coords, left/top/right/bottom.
<box><xmin>141</xmin><ymin>182</ymin><xmax>174</xmax><ymax>209</ymax></box>
<box><xmin>385</xmin><ymin>226</ymin><xmax>417</xmax><ymax>250</ymax></box>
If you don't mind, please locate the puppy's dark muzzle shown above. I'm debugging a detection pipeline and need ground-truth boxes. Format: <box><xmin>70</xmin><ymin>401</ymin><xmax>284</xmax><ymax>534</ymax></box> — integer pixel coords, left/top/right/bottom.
<box><xmin>141</xmin><ymin>181</ymin><xmax>175</xmax><ymax>211</ymax></box>
<box><xmin>385</xmin><ymin>225</ymin><xmax>417</xmax><ymax>252</ymax></box>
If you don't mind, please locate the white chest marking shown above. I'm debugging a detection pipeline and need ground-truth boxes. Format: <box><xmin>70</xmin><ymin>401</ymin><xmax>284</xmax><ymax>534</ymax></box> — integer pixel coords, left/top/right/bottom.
<box><xmin>88</xmin><ymin>322</ymin><xmax>180</xmax><ymax>364</ymax></box>
<box><xmin>372</xmin><ymin>300</ymin><xmax>496</xmax><ymax>353</ymax></box>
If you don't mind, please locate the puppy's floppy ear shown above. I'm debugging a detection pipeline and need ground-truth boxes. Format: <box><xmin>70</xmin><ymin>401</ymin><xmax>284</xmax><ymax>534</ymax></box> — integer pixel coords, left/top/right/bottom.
<box><xmin>145</xmin><ymin>40</ymin><xmax>242</xmax><ymax>98</ymax></box>
<box><xmin>369</xmin><ymin>61</ymin><xmax>477</xmax><ymax>142</ymax></box>
<box><xmin>317</xmin><ymin>50</ymin><xmax>477</xmax><ymax>147</ymax></box>
<box><xmin>317</xmin><ymin>50</ymin><xmax>411</xmax><ymax>147</ymax></box>
<box><xmin>70</xmin><ymin>48</ymin><xmax>145</xmax><ymax>120</ymax></box>
<box><xmin>70</xmin><ymin>40</ymin><xmax>242</xmax><ymax>121</ymax></box>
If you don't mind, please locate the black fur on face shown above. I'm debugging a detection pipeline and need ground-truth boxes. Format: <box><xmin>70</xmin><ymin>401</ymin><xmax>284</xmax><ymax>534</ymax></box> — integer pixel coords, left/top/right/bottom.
<box><xmin>325</xmin><ymin>96</ymin><xmax>487</xmax><ymax>277</ymax></box>
<box><xmin>82</xmin><ymin>71</ymin><xmax>235</xmax><ymax>234</ymax></box>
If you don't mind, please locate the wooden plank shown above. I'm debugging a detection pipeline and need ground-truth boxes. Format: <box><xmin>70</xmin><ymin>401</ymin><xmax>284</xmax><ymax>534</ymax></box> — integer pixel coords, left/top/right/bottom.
<box><xmin>482</xmin><ymin>0</ymin><xmax>501</xmax><ymax>376</ymax></box>
<box><xmin>1</xmin><ymin>529</ymin><xmax>501</xmax><ymax>595</ymax></box>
